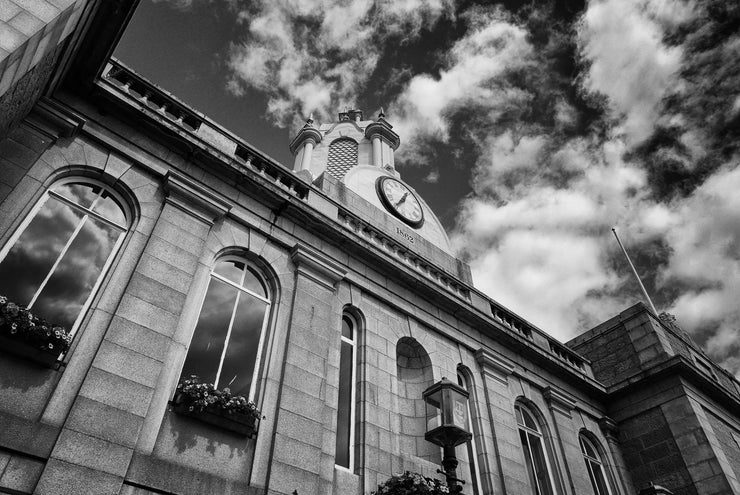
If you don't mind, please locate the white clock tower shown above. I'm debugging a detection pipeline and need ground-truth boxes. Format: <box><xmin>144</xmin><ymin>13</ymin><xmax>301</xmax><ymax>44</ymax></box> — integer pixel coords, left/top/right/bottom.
<box><xmin>289</xmin><ymin>109</ymin><xmax>452</xmax><ymax>253</ymax></box>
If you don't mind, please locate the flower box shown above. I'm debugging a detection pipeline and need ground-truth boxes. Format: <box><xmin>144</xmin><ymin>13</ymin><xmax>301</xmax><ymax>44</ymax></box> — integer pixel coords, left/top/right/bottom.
<box><xmin>0</xmin><ymin>334</ymin><xmax>60</xmax><ymax>368</ymax></box>
<box><xmin>172</xmin><ymin>380</ymin><xmax>259</xmax><ymax>438</ymax></box>
<box><xmin>0</xmin><ymin>296</ymin><xmax>71</xmax><ymax>369</ymax></box>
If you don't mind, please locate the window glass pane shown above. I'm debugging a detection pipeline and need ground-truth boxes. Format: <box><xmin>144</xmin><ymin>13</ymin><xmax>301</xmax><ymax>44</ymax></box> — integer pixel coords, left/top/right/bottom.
<box><xmin>0</xmin><ymin>196</ymin><xmax>83</xmax><ymax>307</ymax></box>
<box><xmin>181</xmin><ymin>278</ymin><xmax>238</xmax><ymax>385</ymax></box>
<box><xmin>342</xmin><ymin>316</ymin><xmax>353</xmax><ymax>339</ymax></box>
<box><xmin>92</xmin><ymin>191</ymin><xmax>126</xmax><ymax>226</ymax></box>
<box><xmin>515</xmin><ymin>405</ymin><xmax>524</xmax><ymax>426</ymax></box>
<box><xmin>54</xmin><ymin>182</ymin><xmax>99</xmax><ymax>208</ymax></box>
<box><xmin>335</xmin><ymin>339</ymin><xmax>353</xmax><ymax>468</ymax></box>
<box><xmin>581</xmin><ymin>436</ymin><xmax>598</xmax><ymax>458</ymax></box>
<box><xmin>522</xmin><ymin>408</ymin><xmax>538</xmax><ymax>430</ymax></box>
<box><xmin>520</xmin><ymin>429</ymin><xmax>540</xmax><ymax>495</ymax></box>
<box><xmin>243</xmin><ymin>266</ymin><xmax>267</xmax><ymax>298</ymax></box>
<box><xmin>32</xmin><ymin>215</ymin><xmax>123</xmax><ymax>329</ymax></box>
<box><xmin>529</xmin><ymin>434</ymin><xmax>554</xmax><ymax>495</ymax></box>
<box><xmin>219</xmin><ymin>291</ymin><xmax>268</xmax><ymax>396</ymax></box>
<box><xmin>213</xmin><ymin>259</ymin><xmax>244</xmax><ymax>284</ymax></box>
<box><xmin>589</xmin><ymin>460</ymin><xmax>610</xmax><ymax>495</ymax></box>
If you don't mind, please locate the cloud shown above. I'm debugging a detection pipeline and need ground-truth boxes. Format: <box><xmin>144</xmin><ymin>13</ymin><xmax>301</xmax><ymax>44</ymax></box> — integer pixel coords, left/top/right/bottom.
<box><xmin>225</xmin><ymin>0</ymin><xmax>454</xmax><ymax>127</ymax></box>
<box><xmin>660</xmin><ymin>164</ymin><xmax>740</xmax><ymax>368</ymax></box>
<box><xmin>390</xmin><ymin>8</ymin><xmax>535</xmax><ymax>161</ymax></box>
<box><xmin>577</xmin><ymin>0</ymin><xmax>689</xmax><ymax>144</ymax></box>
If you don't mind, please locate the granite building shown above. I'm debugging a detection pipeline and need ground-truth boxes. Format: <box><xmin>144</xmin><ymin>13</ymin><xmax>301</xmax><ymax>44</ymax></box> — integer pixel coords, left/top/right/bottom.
<box><xmin>0</xmin><ymin>1</ymin><xmax>739</xmax><ymax>494</ymax></box>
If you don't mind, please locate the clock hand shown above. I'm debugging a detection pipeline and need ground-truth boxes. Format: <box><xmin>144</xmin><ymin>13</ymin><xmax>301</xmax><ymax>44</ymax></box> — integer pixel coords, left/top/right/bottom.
<box><xmin>394</xmin><ymin>192</ymin><xmax>409</xmax><ymax>208</ymax></box>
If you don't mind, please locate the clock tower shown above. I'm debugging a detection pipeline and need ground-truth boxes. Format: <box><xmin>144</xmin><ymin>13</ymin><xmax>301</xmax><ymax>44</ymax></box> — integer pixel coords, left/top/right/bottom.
<box><xmin>289</xmin><ymin>109</ymin><xmax>453</xmax><ymax>253</ymax></box>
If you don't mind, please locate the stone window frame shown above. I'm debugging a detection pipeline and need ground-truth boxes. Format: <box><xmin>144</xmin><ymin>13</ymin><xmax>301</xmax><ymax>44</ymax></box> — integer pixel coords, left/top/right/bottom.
<box><xmin>0</xmin><ymin>177</ymin><xmax>132</xmax><ymax>343</ymax></box>
<box><xmin>515</xmin><ymin>400</ymin><xmax>558</xmax><ymax>495</ymax></box>
<box><xmin>578</xmin><ymin>431</ymin><xmax>613</xmax><ymax>495</ymax></box>
<box><xmin>335</xmin><ymin>308</ymin><xmax>360</xmax><ymax>472</ymax></box>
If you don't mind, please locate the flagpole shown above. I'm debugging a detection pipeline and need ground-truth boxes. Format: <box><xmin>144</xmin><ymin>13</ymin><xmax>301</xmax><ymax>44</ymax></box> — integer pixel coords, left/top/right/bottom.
<box><xmin>612</xmin><ymin>227</ymin><xmax>659</xmax><ymax>315</ymax></box>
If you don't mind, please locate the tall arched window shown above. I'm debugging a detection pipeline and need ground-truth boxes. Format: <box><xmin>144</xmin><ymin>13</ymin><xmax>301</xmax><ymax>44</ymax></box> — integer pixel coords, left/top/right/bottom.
<box><xmin>325</xmin><ymin>138</ymin><xmax>358</xmax><ymax>180</ymax></box>
<box><xmin>180</xmin><ymin>256</ymin><xmax>271</xmax><ymax>400</ymax></box>
<box><xmin>0</xmin><ymin>180</ymin><xmax>129</xmax><ymax>335</ymax></box>
<box><xmin>580</xmin><ymin>434</ymin><xmax>612</xmax><ymax>495</ymax></box>
<box><xmin>457</xmin><ymin>370</ymin><xmax>483</xmax><ymax>495</ymax></box>
<box><xmin>516</xmin><ymin>403</ymin><xmax>556</xmax><ymax>495</ymax></box>
<box><xmin>335</xmin><ymin>312</ymin><xmax>357</xmax><ymax>470</ymax></box>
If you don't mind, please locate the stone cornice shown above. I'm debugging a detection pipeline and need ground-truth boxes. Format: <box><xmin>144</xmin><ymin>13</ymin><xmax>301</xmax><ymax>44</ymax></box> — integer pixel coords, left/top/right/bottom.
<box><xmin>28</xmin><ymin>97</ymin><xmax>86</xmax><ymax>140</ymax></box>
<box><xmin>290</xmin><ymin>244</ymin><xmax>346</xmax><ymax>291</ymax></box>
<box><xmin>289</xmin><ymin>126</ymin><xmax>323</xmax><ymax>154</ymax></box>
<box><xmin>598</xmin><ymin>416</ymin><xmax>619</xmax><ymax>440</ymax></box>
<box><xmin>365</xmin><ymin>120</ymin><xmax>400</xmax><ymax>150</ymax></box>
<box><xmin>543</xmin><ymin>386</ymin><xmax>576</xmax><ymax>417</ymax></box>
<box><xmin>164</xmin><ymin>171</ymin><xmax>232</xmax><ymax>225</ymax></box>
<box><xmin>475</xmin><ymin>349</ymin><xmax>515</xmax><ymax>385</ymax></box>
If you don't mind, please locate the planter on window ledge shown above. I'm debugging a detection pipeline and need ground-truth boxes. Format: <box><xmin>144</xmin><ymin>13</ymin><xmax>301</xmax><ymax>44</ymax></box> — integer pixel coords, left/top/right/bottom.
<box><xmin>172</xmin><ymin>376</ymin><xmax>261</xmax><ymax>438</ymax></box>
<box><xmin>0</xmin><ymin>296</ymin><xmax>70</xmax><ymax>368</ymax></box>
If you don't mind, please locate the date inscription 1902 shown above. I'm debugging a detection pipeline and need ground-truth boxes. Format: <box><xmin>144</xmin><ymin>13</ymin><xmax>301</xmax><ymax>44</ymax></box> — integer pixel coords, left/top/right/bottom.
<box><xmin>396</xmin><ymin>227</ymin><xmax>415</xmax><ymax>244</ymax></box>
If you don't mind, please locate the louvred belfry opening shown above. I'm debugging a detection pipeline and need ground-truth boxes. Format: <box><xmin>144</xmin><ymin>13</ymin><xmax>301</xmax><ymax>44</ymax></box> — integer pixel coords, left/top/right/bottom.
<box><xmin>325</xmin><ymin>138</ymin><xmax>358</xmax><ymax>180</ymax></box>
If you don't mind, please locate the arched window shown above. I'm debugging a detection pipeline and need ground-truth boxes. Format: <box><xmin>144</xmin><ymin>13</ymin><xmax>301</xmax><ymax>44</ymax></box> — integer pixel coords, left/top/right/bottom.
<box><xmin>580</xmin><ymin>434</ymin><xmax>612</xmax><ymax>495</ymax></box>
<box><xmin>335</xmin><ymin>312</ymin><xmax>358</xmax><ymax>470</ymax></box>
<box><xmin>0</xmin><ymin>180</ymin><xmax>129</xmax><ymax>336</ymax></box>
<box><xmin>180</xmin><ymin>256</ymin><xmax>271</xmax><ymax>400</ymax></box>
<box><xmin>516</xmin><ymin>403</ymin><xmax>556</xmax><ymax>495</ymax></box>
<box><xmin>457</xmin><ymin>370</ymin><xmax>483</xmax><ymax>495</ymax></box>
<box><xmin>325</xmin><ymin>138</ymin><xmax>358</xmax><ymax>180</ymax></box>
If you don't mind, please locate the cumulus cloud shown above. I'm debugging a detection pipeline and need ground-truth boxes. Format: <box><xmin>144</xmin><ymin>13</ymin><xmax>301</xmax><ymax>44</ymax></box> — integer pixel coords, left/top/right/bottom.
<box><xmin>577</xmin><ymin>0</ymin><xmax>689</xmax><ymax>144</ymax></box>
<box><xmin>660</xmin><ymin>165</ymin><xmax>740</xmax><ymax>371</ymax></box>
<box><xmin>224</xmin><ymin>0</ymin><xmax>454</xmax><ymax>127</ymax></box>
<box><xmin>391</xmin><ymin>8</ymin><xmax>534</xmax><ymax>161</ymax></box>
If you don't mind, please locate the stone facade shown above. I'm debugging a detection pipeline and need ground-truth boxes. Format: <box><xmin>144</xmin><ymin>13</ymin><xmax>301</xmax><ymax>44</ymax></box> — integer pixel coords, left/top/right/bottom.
<box><xmin>0</xmin><ymin>2</ymin><xmax>739</xmax><ymax>494</ymax></box>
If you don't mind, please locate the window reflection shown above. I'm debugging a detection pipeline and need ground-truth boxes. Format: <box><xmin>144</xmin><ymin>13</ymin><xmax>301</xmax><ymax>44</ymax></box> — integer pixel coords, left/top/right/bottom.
<box><xmin>0</xmin><ymin>181</ymin><xmax>127</xmax><ymax>334</ymax></box>
<box><xmin>516</xmin><ymin>403</ymin><xmax>556</xmax><ymax>495</ymax></box>
<box><xmin>580</xmin><ymin>435</ymin><xmax>612</xmax><ymax>495</ymax></box>
<box><xmin>180</xmin><ymin>257</ymin><xmax>271</xmax><ymax>400</ymax></box>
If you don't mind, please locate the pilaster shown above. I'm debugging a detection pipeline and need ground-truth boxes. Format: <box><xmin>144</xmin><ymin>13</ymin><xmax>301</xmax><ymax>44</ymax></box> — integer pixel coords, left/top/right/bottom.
<box><xmin>474</xmin><ymin>349</ymin><xmax>522</xmax><ymax>495</ymax></box>
<box><xmin>266</xmin><ymin>244</ymin><xmax>346</xmax><ymax>494</ymax></box>
<box><xmin>599</xmin><ymin>417</ymin><xmax>634</xmax><ymax>495</ymax></box>
<box><xmin>35</xmin><ymin>173</ymin><xmax>232</xmax><ymax>494</ymax></box>
<box><xmin>543</xmin><ymin>387</ymin><xmax>578</xmax><ymax>495</ymax></box>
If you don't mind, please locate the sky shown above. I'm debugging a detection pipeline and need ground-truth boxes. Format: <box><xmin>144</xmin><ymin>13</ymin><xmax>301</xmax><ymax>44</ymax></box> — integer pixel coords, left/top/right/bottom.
<box><xmin>115</xmin><ymin>0</ymin><xmax>740</xmax><ymax>377</ymax></box>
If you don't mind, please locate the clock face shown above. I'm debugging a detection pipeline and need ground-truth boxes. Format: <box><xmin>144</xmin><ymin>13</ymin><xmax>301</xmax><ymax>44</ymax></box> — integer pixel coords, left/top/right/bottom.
<box><xmin>376</xmin><ymin>176</ymin><xmax>424</xmax><ymax>228</ymax></box>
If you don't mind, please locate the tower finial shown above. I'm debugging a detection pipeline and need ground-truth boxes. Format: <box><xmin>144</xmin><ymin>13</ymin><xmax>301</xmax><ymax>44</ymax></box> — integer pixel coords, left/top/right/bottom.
<box><xmin>306</xmin><ymin>113</ymin><xmax>314</xmax><ymax>126</ymax></box>
<box><xmin>378</xmin><ymin>107</ymin><xmax>385</xmax><ymax>119</ymax></box>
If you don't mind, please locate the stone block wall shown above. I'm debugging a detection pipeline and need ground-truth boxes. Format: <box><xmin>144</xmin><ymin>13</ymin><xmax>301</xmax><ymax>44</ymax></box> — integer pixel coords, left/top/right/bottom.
<box><xmin>619</xmin><ymin>407</ymin><xmax>697</xmax><ymax>495</ymax></box>
<box><xmin>704</xmin><ymin>410</ymin><xmax>740</xmax><ymax>483</ymax></box>
<box><xmin>0</xmin><ymin>0</ymin><xmax>89</xmax><ymax>136</ymax></box>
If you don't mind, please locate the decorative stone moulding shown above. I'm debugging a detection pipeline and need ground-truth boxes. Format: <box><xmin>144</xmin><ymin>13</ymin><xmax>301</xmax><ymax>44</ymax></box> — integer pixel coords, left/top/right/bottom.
<box><xmin>290</xmin><ymin>243</ymin><xmax>347</xmax><ymax>291</ymax></box>
<box><xmin>0</xmin><ymin>336</ymin><xmax>60</xmax><ymax>368</ymax></box>
<box><xmin>543</xmin><ymin>387</ymin><xmax>576</xmax><ymax>417</ymax></box>
<box><xmin>171</xmin><ymin>392</ymin><xmax>259</xmax><ymax>438</ymax></box>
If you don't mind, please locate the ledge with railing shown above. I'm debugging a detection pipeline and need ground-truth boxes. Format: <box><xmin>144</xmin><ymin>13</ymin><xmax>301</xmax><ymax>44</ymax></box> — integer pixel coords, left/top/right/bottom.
<box><xmin>100</xmin><ymin>59</ymin><xmax>310</xmax><ymax>202</ymax></box>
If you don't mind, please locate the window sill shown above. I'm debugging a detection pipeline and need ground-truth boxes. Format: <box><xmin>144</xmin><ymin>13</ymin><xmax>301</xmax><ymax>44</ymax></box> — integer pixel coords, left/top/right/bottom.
<box><xmin>0</xmin><ymin>335</ymin><xmax>60</xmax><ymax>369</ymax></box>
<box><xmin>171</xmin><ymin>392</ymin><xmax>259</xmax><ymax>438</ymax></box>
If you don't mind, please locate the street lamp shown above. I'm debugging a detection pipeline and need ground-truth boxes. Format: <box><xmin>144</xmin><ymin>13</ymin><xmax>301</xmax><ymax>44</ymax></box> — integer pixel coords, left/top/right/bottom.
<box><xmin>423</xmin><ymin>377</ymin><xmax>473</xmax><ymax>494</ymax></box>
